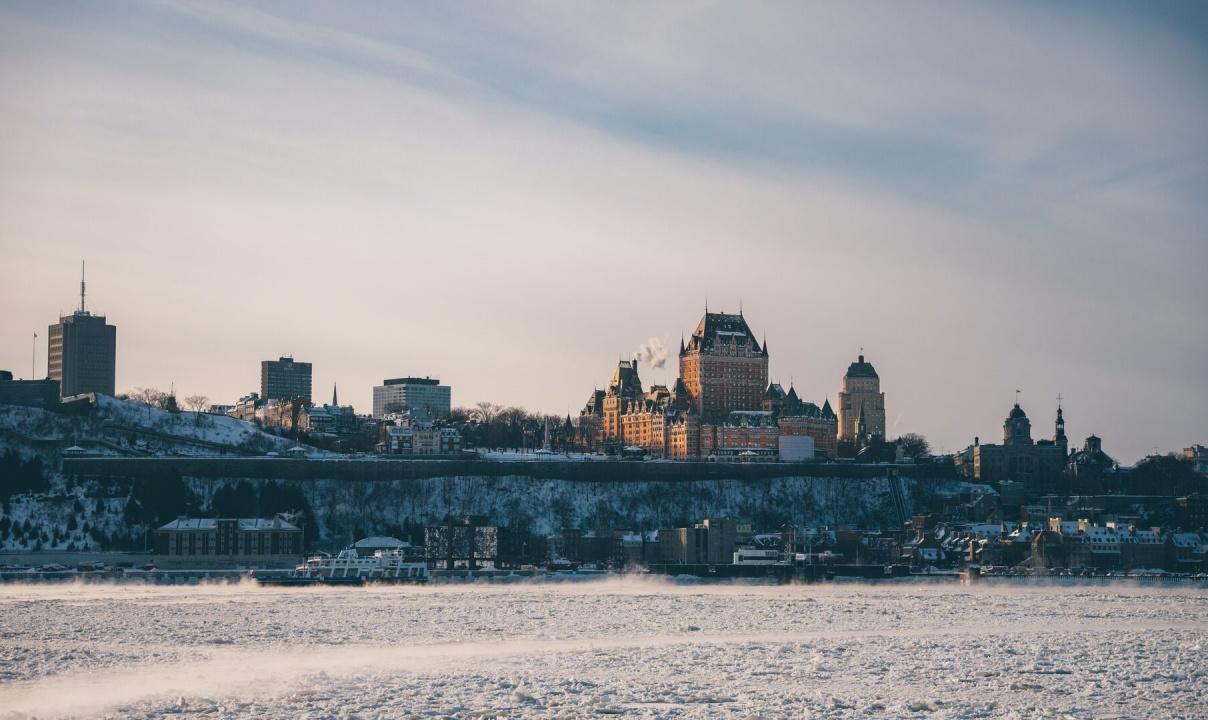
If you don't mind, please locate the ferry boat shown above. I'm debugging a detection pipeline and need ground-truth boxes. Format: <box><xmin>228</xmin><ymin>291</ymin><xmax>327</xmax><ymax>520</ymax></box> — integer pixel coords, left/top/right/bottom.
<box><xmin>253</xmin><ymin>546</ymin><xmax>428</xmax><ymax>586</ymax></box>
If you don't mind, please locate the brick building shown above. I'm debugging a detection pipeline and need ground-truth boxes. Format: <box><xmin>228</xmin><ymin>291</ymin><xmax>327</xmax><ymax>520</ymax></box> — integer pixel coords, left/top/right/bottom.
<box><xmin>154</xmin><ymin>517</ymin><xmax>303</xmax><ymax>568</ymax></box>
<box><xmin>679</xmin><ymin>310</ymin><xmax>769</xmax><ymax>422</ymax></box>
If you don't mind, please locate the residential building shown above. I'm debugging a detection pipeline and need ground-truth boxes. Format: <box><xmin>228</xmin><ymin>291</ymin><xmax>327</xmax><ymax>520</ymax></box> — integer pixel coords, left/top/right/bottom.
<box><xmin>47</xmin><ymin>270</ymin><xmax>116</xmax><ymax>398</ymax></box>
<box><xmin>1068</xmin><ymin>435</ymin><xmax>1116</xmax><ymax>493</ymax></box>
<box><xmin>229</xmin><ymin>393</ymin><xmax>264</xmax><ymax>422</ymax></box>
<box><xmin>306</xmin><ymin>385</ymin><xmax>361</xmax><ymax>435</ymax></box>
<box><xmin>261</xmin><ymin>356</ymin><xmax>312</xmax><ymax>403</ymax></box>
<box><xmin>372</xmin><ymin>377</ymin><xmax>450</xmax><ymax>419</ymax></box>
<box><xmin>837</xmin><ymin>353</ymin><xmax>885</xmax><ymax>445</ymax></box>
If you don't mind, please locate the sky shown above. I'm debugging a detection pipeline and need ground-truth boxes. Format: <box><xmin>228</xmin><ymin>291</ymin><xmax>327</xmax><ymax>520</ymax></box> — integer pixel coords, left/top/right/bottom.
<box><xmin>1</xmin><ymin>1</ymin><xmax>1205</xmax><ymax>464</ymax></box>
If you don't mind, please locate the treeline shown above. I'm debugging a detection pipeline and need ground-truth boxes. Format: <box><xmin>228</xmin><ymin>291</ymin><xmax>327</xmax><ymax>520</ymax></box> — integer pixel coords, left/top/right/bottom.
<box><xmin>0</xmin><ymin>450</ymin><xmax>49</xmax><ymax>500</ymax></box>
<box><xmin>119</xmin><ymin>475</ymin><xmax>319</xmax><ymax>546</ymax></box>
<box><xmin>445</xmin><ymin>402</ymin><xmax>578</xmax><ymax>451</ymax></box>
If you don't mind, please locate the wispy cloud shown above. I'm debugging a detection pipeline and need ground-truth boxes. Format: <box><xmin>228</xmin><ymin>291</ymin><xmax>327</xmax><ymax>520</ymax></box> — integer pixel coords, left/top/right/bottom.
<box><xmin>0</xmin><ymin>1</ymin><xmax>1204</xmax><ymax>461</ymax></box>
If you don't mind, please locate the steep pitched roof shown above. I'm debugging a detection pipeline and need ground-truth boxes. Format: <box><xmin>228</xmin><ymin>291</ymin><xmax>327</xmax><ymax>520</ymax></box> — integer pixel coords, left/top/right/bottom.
<box><xmin>686</xmin><ymin>312</ymin><xmax>762</xmax><ymax>354</ymax></box>
<box><xmin>608</xmin><ymin>360</ymin><xmax>643</xmax><ymax>398</ymax></box>
<box><xmin>821</xmin><ymin>398</ymin><xmax>836</xmax><ymax>419</ymax></box>
<box><xmin>846</xmin><ymin>354</ymin><xmax>879</xmax><ymax>379</ymax></box>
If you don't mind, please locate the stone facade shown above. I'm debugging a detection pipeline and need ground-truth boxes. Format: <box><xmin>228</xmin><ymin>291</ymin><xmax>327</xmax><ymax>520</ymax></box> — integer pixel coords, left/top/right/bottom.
<box><xmin>837</xmin><ymin>354</ymin><xmax>885</xmax><ymax>444</ymax></box>
<box><xmin>955</xmin><ymin>403</ymin><xmax>1068</xmax><ymax>494</ymax></box>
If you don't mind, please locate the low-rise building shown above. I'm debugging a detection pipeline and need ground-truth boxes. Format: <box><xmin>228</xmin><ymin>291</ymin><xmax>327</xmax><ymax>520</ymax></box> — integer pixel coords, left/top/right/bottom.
<box><xmin>380</xmin><ymin>420</ymin><xmax>462</xmax><ymax>455</ymax></box>
<box><xmin>1168</xmin><ymin>532</ymin><xmax>1205</xmax><ymax>573</ymax></box>
<box><xmin>0</xmin><ymin>371</ymin><xmax>60</xmax><ymax>410</ymax></box>
<box><xmin>655</xmin><ymin>518</ymin><xmax>738</xmax><ymax>564</ymax></box>
<box><xmin>1117</xmin><ymin>526</ymin><xmax>1166</xmax><ymax>570</ymax></box>
<box><xmin>154</xmin><ymin>516</ymin><xmax>303</xmax><ymax>568</ymax></box>
<box><xmin>1185</xmin><ymin>445</ymin><xmax>1208</xmax><ymax>475</ymax></box>
<box><xmin>229</xmin><ymin>393</ymin><xmax>265</xmax><ymax>423</ymax></box>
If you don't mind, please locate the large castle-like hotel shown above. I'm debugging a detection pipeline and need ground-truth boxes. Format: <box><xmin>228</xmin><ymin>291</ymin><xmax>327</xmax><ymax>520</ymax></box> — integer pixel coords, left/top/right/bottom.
<box><xmin>581</xmin><ymin>309</ymin><xmax>886</xmax><ymax>460</ymax></box>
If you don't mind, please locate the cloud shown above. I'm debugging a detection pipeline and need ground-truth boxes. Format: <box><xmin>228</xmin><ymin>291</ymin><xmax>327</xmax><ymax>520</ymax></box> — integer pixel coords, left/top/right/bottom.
<box><xmin>0</xmin><ymin>1</ymin><xmax>1204</xmax><ymax>462</ymax></box>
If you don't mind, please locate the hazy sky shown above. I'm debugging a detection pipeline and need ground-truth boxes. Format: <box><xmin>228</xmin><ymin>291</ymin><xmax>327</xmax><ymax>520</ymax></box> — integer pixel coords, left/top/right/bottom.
<box><xmin>2</xmin><ymin>1</ymin><xmax>1206</xmax><ymax>463</ymax></box>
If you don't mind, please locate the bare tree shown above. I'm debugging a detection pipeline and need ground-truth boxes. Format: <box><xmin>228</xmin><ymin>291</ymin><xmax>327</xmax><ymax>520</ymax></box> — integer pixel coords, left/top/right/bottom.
<box><xmin>128</xmin><ymin>387</ymin><xmax>169</xmax><ymax>408</ymax></box>
<box><xmin>183</xmin><ymin>395</ymin><xmax>210</xmax><ymax>413</ymax></box>
<box><xmin>896</xmin><ymin>433</ymin><xmax>932</xmax><ymax>459</ymax></box>
<box><xmin>472</xmin><ymin>402</ymin><xmax>503</xmax><ymax>424</ymax></box>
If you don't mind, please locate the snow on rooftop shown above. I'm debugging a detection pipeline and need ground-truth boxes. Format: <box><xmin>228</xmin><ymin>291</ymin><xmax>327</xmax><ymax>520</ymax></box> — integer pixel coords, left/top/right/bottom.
<box><xmin>158</xmin><ymin>517</ymin><xmax>300</xmax><ymax>532</ymax></box>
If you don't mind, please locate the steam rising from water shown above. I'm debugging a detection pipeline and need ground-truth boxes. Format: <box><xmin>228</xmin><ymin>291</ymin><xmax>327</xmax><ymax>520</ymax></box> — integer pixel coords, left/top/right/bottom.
<box><xmin>1</xmin><ymin>577</ymin><xmax>1204</xmax><ymax>719</ymax></box>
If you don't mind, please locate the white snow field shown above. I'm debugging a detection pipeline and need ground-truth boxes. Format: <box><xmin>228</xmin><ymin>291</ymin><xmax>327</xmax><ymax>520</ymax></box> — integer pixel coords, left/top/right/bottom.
<box><xmin>0</xmin><ymin>579</ymin><xmax>1204</xmax><ymax>719</ymax></box>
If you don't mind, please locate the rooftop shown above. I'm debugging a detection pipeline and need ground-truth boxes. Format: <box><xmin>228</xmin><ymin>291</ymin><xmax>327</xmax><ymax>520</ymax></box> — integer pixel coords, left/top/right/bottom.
<box><xmin>845</xmin><ymin>354</ymin><xmax>878</xmax><ymax>379</ymax></box>
<box><xmin>158</xmin><ymin>517</ymin><xmax>300</xmax><ymax>532</ymax></box>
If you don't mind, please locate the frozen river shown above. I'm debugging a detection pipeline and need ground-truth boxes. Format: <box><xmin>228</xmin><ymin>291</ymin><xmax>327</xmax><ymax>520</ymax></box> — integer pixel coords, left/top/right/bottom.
<box><xmin>0</xmin><ymin>579</ymin><xmax>1204</xmax><ymax>719</ymax></box>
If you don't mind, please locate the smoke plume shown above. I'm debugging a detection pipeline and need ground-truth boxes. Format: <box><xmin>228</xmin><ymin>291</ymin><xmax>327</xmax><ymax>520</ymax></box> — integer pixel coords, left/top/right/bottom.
<box><xmin>635</xmin><ymin>337</ymin><xmax>669</xmax><ymax>369</ymax></box>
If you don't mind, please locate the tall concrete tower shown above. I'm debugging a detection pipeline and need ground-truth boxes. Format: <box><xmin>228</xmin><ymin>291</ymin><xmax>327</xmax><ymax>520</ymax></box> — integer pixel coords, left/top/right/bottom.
<box><xmin>47</xmin><ymin>263</ymin><xmax>117</xmax><ymax>398</ymax></box>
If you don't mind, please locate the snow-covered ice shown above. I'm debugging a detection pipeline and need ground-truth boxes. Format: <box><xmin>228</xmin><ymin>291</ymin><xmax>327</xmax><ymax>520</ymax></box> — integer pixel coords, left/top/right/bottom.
<box><xmin>0</xmin><ymin>579</ymin><xmax>1204</xmax><ymax>718</ymax></box>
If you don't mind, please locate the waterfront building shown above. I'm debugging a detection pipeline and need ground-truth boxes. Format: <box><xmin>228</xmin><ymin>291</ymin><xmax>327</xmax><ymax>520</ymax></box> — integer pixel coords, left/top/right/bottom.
<box><xmin>154</xmin><ymin>517</ymin><xmax>303</xmax><ymax>568</ymax></box>
<box><xmin>656</xmin><ymin>518</ymin><xmax>739</xmax><ymax>564</ymax></box>
<box><xmin>261</xmin><ymin>356</ymin><xmax>312</xmax><ymax>403</ymax></box>
<box><xmin>837</xmin><ymin>353</ymin><xmax>885</xmax><ymax>446</ymax></box>
<box><xmin>372</xmin><ymin>377</ymin><xmax>450</xmax><ymax>419</ymax></box>
<box><xmin>47</xmin><ymin>269</ymin><xmax>116</xmax><ymax>398</ymax></box>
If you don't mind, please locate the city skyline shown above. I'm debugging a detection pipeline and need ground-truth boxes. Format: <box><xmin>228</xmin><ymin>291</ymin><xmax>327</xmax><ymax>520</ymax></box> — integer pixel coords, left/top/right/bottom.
<box><xmin>2</xmin><ymin>2</ymin><xmax>1206</xmax><ymax>463</ymax></box>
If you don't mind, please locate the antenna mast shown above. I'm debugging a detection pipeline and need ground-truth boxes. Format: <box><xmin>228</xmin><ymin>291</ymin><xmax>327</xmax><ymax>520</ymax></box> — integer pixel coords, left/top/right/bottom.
<box><xmin>79</xmin><ymin>260</ymin><xmax>86</xmax><ymax>314</ymax></box>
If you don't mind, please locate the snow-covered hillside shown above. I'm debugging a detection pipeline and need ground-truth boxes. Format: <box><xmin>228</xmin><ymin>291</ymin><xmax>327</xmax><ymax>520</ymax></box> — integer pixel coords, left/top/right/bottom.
<box><xmin>0</xmin><ymin>395</ymin><xmax>934</xmax><ymax>551</ymax></box>
<box><xmin>0</xmin><ymin>395</ymin><xmax>336</xmax><ymax>551</ymax></box>
<box><xmin>294</xmin><ymin>473</ymin><xmax>913</xmax><ymax>540</ymax></box>
<box><xmin>0</xmin><ymin>395</ymin><xmax>331</xmax><ymax>461</ymax></box>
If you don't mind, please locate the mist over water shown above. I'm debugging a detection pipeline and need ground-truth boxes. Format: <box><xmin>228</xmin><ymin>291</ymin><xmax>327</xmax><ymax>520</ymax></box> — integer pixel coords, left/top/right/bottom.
<box><xmin>1</xmin><ymin>578</ymin><xmax>1204</xmax><ymax>718</ymax></box>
